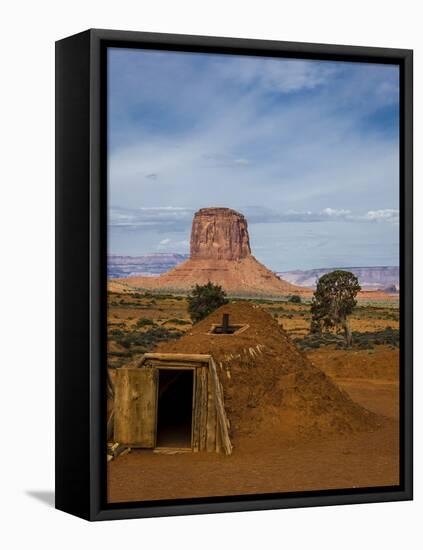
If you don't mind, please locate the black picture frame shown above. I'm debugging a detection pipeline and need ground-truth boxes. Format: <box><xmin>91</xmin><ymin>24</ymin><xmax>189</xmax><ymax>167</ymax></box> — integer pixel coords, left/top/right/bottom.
<box><xmin>55</xmin><ymin>28</ymin><xmax>413</xmax><ymax>521</ymax></box>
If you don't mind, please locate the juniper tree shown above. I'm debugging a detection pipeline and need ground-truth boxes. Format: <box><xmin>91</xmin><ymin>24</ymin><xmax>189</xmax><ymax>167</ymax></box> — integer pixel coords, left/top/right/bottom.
<box><xmin>310</xmin><ymin>270</ymin><xmax>361</xmax><ymax>346</ymax></box>
<box><xmin>187</xmin><ymin>282</ymin><xmax>228</xmax><ymax>323</ymax></box>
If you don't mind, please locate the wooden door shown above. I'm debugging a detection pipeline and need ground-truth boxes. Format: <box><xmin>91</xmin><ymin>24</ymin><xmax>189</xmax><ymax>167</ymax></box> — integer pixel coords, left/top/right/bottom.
<box><xmin>114</xmin><ymin>367</ymin><xmax>158</xmax><ymax>447</ymax></box>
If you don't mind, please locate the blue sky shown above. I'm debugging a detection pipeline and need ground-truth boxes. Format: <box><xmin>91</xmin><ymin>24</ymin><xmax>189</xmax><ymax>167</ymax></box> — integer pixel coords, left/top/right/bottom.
<box><xmin>107</xmin><ymin>47</ymin><xmax>399</xmax><ymax>271</ymax></box>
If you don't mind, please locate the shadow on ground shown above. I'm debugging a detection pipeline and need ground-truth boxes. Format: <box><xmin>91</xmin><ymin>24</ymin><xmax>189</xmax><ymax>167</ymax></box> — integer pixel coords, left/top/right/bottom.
<box><xmin>26</xmin><ymin>490</ymin><xmax>55</xmax><ymax>508</ymax></box>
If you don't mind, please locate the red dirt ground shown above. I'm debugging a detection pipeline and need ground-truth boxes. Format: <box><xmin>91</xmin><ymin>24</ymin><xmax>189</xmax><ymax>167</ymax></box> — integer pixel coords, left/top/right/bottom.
<box><xmin>107</xmin><ymin>305</ymin><xmax>399</xmax><ymax>503</ymax></box>
<box><xmin>107</xmin><ymin>415</ymin><xmax>398</xmax><ymax>503</ymax></box>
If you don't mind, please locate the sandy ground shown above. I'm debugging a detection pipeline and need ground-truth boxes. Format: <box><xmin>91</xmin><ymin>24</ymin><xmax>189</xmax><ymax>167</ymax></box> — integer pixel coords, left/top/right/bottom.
<box><xmin>107</xmin><ymin>294</ymin><xmax>400</xmax><ymax>503</ymax></box>
<box><xmin>107</xmin><ymin>363</ymin><xmax>399</xmax><ymax>503</ymax></box>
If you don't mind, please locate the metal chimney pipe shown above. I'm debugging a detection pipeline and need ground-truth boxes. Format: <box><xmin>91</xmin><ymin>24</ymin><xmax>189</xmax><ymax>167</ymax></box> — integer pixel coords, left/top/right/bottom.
<box><xmin>222</xmin><ymin>313</ymin><xmax>230</xmax><ymax>333</ymax></box>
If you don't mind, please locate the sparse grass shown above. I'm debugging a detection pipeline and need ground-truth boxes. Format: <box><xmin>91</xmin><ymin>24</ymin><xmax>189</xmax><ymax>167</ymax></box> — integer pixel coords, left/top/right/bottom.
<box><xmin>135</xmin><ymin>317</ymin><xmax>156</xmax><ymax>328</ymax></box>
<box><xmin>108</xmin><ymin>350</ymin><xmax>133</xmax><ymax>358</ymax></box>
<box><xmin>107</xmin><ymin>290</ymin><xmax>399</xmax><ymax>368</ymax></box>
<box><xmin>353</xmin><ymin>305</ymin><xmax>399</xmax><ymax>321</ymax></box>
<box><xmin>294</xmin><ymin>327</ymin><xmax>400</xmax><ymax>351</ymax></box>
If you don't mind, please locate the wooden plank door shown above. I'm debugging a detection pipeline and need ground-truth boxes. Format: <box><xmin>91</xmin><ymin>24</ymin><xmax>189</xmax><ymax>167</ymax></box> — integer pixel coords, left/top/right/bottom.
<box><xmin>114</xmin><ymin>368</ymin><xmax>158</xmax><ymax>447</ymax></box>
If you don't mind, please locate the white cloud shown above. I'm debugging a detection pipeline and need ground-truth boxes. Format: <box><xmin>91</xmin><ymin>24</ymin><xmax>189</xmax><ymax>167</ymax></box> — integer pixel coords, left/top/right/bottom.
<box><xmin>363</xmin><ymin>209</ymin><xmax>399</xmax><ymax>223</ymax></box>
<box><xmin>111</xmin><ymin>204</ymin><xmax>399</xmax><ymax>231</ymax></box>
<box><xmin>245</xmin><ymin>206</ymin><xmax>398</xmax><ymax>224</ymax></box>
<box><xmin>203</xmin><ymin>154</ymin><xmax>251</xmax><ymax>167</ymax></box>
<box><xmin>157</xmin><ymin>237</ymin><xmax>189</xmax><ymax>253</ymax></box>
<box><xmin>215</xmin><ymin>58</ymin><xmax>337</xmax><ymax>94</ymax></box>
<box><xmin>109</xmin><ymin>206</ymin><xmax>193</xmax><ymax>231</ymax></box>
<box><xmin>322</xmin><ymin>207</ymin><xmax>352</xmax><ymax>218</ymax></box>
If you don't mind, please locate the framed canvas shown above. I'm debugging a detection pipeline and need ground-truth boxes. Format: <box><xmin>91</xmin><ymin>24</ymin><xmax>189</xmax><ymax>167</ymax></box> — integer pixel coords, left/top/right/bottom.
<box><xmin>55</xmin><ymin>29</ymin><xmax>413</xmax><ymax>521</ymax></box>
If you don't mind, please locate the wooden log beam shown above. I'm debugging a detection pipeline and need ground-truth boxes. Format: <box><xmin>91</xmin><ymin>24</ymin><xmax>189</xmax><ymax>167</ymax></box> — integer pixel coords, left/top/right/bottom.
<box><xmin>208</xmin><ymin>357</ymin><xmax>232</xmax><ymax>455</ymax></box>
<box><xmin>199</xmin><ymin>368</ymin><xmax>208</xmax><ymax>451</ymax></box>
<box><xmin>192</xmin><ymin>370</ymin><xmax>201</xmax><ymax>452</ymax></box>
<box><xmin>107</xmin><ymin>410</ymin><xmax>114</xmax><ymax>442</ymax></box>
<box><xmin>143</xmin><ymin>353</ymin><xmax>212</xmax><ymax>363</ymax></box>
<box><xmin>107</xmin><ymin>369</ymin><xmax>115</xmax><ymax>398</ymax></box>
<box><xmin>133</xmin><ymin>353</ymin><xmax>211</xmax><ymax>369</ymax></box>
<box><xmin>146</xmin><ymin>361</ymin><xmax>202</xmax><ymax>369</ymax></box>
<box><xmin>206</xmin><ymin>371</ymin><xmax>217</xmax><ymax>452</ymax></box>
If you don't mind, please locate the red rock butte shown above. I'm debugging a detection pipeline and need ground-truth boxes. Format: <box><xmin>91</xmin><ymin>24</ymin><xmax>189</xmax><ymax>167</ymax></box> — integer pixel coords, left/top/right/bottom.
<box><xmin>123</xmin><ymin>207</ymin><xmax>305</xmax><ymax>297</ymax></box>
<box><xmin>190</xmin><ymin>207</ymin><xmax>251</xmax><ymax>260</ymax></box>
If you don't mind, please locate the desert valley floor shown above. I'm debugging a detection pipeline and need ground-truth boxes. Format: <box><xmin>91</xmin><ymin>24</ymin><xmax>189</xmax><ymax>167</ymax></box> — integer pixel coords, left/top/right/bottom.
<box><xmin>106</xmin><ymin>290</ymin><xmax>399</xmax><ymax>503</ymax></box>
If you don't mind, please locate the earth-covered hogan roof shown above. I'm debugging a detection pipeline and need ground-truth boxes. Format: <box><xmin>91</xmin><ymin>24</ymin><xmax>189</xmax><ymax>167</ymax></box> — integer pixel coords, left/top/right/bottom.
<box><xmin>154</xmin><ymin>302</ymin><xmax>380</xmax><ymax>442</ymax></box>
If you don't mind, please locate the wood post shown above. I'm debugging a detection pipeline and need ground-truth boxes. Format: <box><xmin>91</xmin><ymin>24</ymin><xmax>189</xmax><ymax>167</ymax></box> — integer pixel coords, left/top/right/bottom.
<box><xmin>107</xmin><ymin>410</ymin><xmax>114</xmax><ymax>441</ymax></box>
<box><xmin>199</xmin><ymin>368</ymin><xmax>208</xmax><ymax>451</ymax></box>
<box><xmin>192</xmin><ymin>370</ymin><xmax>201</xmax><ymax>452</ymax></box>
<box><xmin>206</xmin><ymin>370</ymin><xmax>217</xmax><ymax>452</ymax></box>
<box><xmin>209</xmin><ymin>357</ymin><xmax>232</xmax><ymax>455</ymax></box>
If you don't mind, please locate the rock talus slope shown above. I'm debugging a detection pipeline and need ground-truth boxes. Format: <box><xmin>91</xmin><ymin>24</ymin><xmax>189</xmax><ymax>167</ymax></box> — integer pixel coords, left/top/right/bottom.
<box><xmin>124</xmin><ymin>207</ymin><xmax>303</xmax><ymax>297</ymax></box>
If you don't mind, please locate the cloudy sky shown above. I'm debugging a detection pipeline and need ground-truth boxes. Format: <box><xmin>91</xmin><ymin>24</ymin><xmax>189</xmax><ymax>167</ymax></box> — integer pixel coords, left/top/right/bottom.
<box><xmin>108</xmin><ymin>47</ymin><xmax>399</xmax><ymax>271</ymax></box>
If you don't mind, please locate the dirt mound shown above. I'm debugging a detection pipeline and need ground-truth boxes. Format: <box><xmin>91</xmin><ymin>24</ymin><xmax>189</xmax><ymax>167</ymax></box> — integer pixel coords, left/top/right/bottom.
<box><xmin>308</xmin><ymin>347</ymin><xmax>399</xmax><ymax>381</ymax></box>
<box><xmin>155</xmin><ymin>302</ymin><xmax>379</xmax><ymax>442</ymax></box>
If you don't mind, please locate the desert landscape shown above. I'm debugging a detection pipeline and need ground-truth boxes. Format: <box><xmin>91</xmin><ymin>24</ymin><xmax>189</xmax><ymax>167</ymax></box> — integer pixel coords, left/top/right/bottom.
<box><xmin>107</xmin><ymin>208</ymin><xmax>399</xmax><ymax>503</ymax></box>
<box><xmin>106</xmin><ymin>50</ymin><xmax>400</xmax><ymax>504</ymax></box>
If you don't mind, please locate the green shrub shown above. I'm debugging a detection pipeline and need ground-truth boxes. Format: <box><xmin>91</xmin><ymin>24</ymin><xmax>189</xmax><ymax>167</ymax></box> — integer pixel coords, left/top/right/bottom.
<box><xmin>187</xmin><ymin>282</ymin><xmax>228</xmax><ymax>323</ymax></box>
<box><xmin>135</xmin><ymin>318</ymin><xmax>155</xmax><ymax>328</ymax></box>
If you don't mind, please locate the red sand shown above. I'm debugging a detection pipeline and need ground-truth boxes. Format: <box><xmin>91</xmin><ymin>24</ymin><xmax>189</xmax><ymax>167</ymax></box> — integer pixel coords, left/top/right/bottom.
<box><xmin>107</xmin><ymin>302</ymin><xmax>398</xmax><ymax>504</ymax></box>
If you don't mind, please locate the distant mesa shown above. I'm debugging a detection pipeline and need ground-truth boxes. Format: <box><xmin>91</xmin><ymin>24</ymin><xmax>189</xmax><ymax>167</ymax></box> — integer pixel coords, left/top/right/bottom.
<box><xmin>108</xmin><ymin>253</ymin><xmax>188</xmax><ymax>279</ymax></box>
<box><xmin>121</xmin><ymin>207</ymin><xmax>303</xmax><ymax>297</ymax></box>
<box><xmin>279</xmin><ymin>266</ymin><xmax>400</xmax><ymax>292</ymax></box>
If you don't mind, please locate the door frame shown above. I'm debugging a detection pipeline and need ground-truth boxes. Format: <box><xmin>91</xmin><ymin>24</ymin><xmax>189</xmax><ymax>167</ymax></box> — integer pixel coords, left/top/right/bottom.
<box><xmin>154</xmin><ymin>365</ymin><xmax>196</xmax><ymax>450</ymax></box>
<box><xmin>136</xmin><ymin>353</ymin><xmax>232</xmax><ymax>455</ymax></box>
